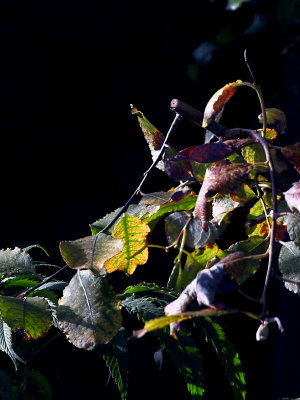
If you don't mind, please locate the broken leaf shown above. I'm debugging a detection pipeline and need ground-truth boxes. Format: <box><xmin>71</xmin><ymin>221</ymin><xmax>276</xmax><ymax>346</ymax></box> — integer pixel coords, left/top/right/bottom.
<box><xmin>57</xmin><ymin>270</ymin><xmax>121</xmax><ymax>350</ymax></box>
<box><xmin>103</xmin><ymin>214</ymin><xmax>150</xmax><ymax>275</ymax></box>
<box><xmin>60</xmin><ymin>233</ymin><xmax>123</xmax><ymax>275</ymax></box>
<box><xmin>202</xmin><ymin>80</ymin><xmax>243</xmax><ymax>128</ymax></box>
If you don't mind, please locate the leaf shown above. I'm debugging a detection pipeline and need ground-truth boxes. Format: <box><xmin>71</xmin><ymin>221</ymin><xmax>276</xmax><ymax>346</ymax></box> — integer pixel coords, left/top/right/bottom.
<box><xmin>102</xmin><ymin>327</ymin><xmax>128</xmax><ymax>400</ymax></box>
<box><xmin>212</xmin><ymin>194</ymin><xmax>241</xmax><ymax>225</ymax></box>
<box><xmin>0</xmin><ymin>248</ymin><xmax>35</xmax><ymax>276</ymax></box>
<box><xmin>230</xmin><ymin>183</ymin><xmax>257</xmax><ymax>203</ymax></box>
<box><xmin>191</xmin><ymin>162</ymin><xmax>213</xmax><ymax>182</ymax></box>
<box><xmin>284</xmin><ymin>182</ymin><xmax>300</xmax><ymax>213</ymax></box>
<box><xmin>157</xmin><ymin>329</ymin><xmax>205</xmax><ymax>399</ymax></box>
<box><xmin>247</xmin><ymin>194</ymin><xmax>273</xmax><ymax>220</ymax></box>
<box><xmin>226</xmin><ymin>236</ymin><xmax>268</xmax><ymax>284</ymax></box>
<box><xmin>0</xmin><ymin>369</ymin><xmax>11</xmax><ymax>400</ymax></box>
<box><xmin>0</xmin><ymin>295</ymin><xmax>52</xmax><ymax>339</ymax></box>
<box><xmin>182</xmin><ymin>243</ymin><xmax>226</xmax><ymax>288</ymax></box>
<box><xmin>141</xmin><ymin>194</ymin><xmax>197</xmax><ymax>230</ymax></box>
<box><xmin>226</xmin><ymin>0</ymin><xmax>251</xmax><ymax>11</ymax></box>
<box><xmin>278</xmin><ymin>241</ymin><xmax>300</xmax><ymax>293</ymax></box>
<box><xmin>121</xmin><ymin>295</ymin><xmax>166</xmax><ymax>321</ymax></box>
<box><xmin>258</xmin><ymin>108</ymin><xmax>286</xmax><ymax>134</ymax></box>
<box><xmin>103</xmin><ymin>214</ymin><xmax>150</xmax><ymax>275</ymax></box>
<box><xmin>0</xmin><ymin>317</ymin><xmax>24</xmax><ymax>370</ymax></box>
<box><xmin>118</xmin><ymin>283</ymin><xmax>176</xmax><ymax>301</ymax></box>
<box><xmin>198</xmin><ymin>318</ymin><xmax>246</xmax><ymax>400</ymax></box>
<box><xmin>131</xmin><ymin>105</ymin><xmax>176</xmax><ymax>170</ymax></box>
<box><xmin>169</xmin><ymin>140</ymin><xmax>253</xmax><ymax>165</ymax></box>
<box><xmin>278</xmin><ymin>211</ymin><xmax>300</xmax><ymax>247</ymax></box>
<box><xmin>165</xmin><ymin>212</ymin><xmax>219</xmax><ymax>249</ymax></box>
<box><xmin>202</xmin><ymin>80</ymin><xmax>243</xmax><ymax>128</ymax></box>
<box><xmin>242</xmin><ymin>144</ymin><xmax>287</xmax><ymax>174</ymax></box>
<box><xmin>60</xmin><ymin>233</ymin><xmax>123</xmax><ymax>275</ymax></box>
<box><xmin>193</xmin><ymin>161</ymin><xmax>253</xmax><ymax>229</ymax></box>
<box><xmin>57</xmin><ymin>270</ymin><xmax>121</xmax><ymax>350</ymax></box>
<box><xmin>282</xmin><ymin>143</ymin><xmax>300</xmax><ymax>173</ymax></box>
<box><xmin>0</xmin><ymin>277</ymin><xmax>39</xmax><ymax>289</ymax></box>
<box><xmin>23</xmin><ymin>370</ymin><xmax>52</xmax><ymax>400</ymax></box>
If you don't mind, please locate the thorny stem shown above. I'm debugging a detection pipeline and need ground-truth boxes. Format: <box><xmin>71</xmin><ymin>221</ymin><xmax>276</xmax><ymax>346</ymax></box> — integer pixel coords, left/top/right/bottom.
<box><xmin>100</xmin><ymin>113</ymin><xmax>182</xmax><ymax>234</ymax></box>
<box><xmin>17</xmin><ymin>264</ymin><xmax>69</xmax><ymax>298</ymax></box>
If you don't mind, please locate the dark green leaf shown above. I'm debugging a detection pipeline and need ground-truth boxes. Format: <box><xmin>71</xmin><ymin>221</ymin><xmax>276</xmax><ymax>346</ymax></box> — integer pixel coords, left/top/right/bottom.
<box><xmin>102</xmin><ymin>327</ymin><xmax>128</xmax><ymax>400</ymax></box>
<box><xmin>121</xmin><ymin>295</ymin><xmax>166</xmax><ymax>321</ymax></box>
<box><xmin>198</xmin><ymin>318</ymin><xmax>246</xmax><ymax>400</ymax></box>
<box><xmin>23</xmin><ymin>370</ymin><xmax>52</xmax><ymax>400</ymax></box>
<box><xmin>157</xmin><ymin>329</ymin><xmax>205</xmax><ymax>399</ymax></box>
<box><xmin>165</xmin><ymin>212</ymin><xmax>219</xmax><ymax>249</ymax></box>
<box><xmin>118</xmin><ymin>283</ymin><xmax>176</xmax><ymax>301</ymax></box>
<box><xmin>60</xmin><ymin>233</ymin><xmax>123</xmax><ymax>275</ymax></box>
<box><xmin>0</xmin><ymin>369</ymin><xmax>11</xmax><ymax>400</ymax></box>
<box><xmin>57</xmin><ymin>270</ymin><xmax>121</xmax><ymax>350</ymax></box>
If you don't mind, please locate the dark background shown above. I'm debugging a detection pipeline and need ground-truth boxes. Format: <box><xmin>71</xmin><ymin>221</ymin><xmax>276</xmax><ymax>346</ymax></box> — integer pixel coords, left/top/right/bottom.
<box><xmin>1</xmin><ymin>0</ymin><xmax>300</xmax><ymax>399</ymax></box>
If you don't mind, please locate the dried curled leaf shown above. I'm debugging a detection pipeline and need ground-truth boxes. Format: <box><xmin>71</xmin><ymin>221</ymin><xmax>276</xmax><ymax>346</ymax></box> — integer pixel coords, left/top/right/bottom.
<box><xmin>57</xmin><ymin>270</ymin><xmax>121</xmax><ymax>350</ymax></box>
<box><xmin>284</xmin><ymin>182</ymin><xmax>300</xmax><ymax>213</ymax></box>
<box><xmin>103</xmin><ymin>214</ymin><xmax>150</xmax><ymax>275</ymax></box>
<box><xmin>193</xmin><ymin>161</ymin><xmax>253</xmax><ymax>229</ymax></box>
<box><xmin>202</xmin><ymin>80</ymin><xmax>243</xmax><ymax>128</ymax></box>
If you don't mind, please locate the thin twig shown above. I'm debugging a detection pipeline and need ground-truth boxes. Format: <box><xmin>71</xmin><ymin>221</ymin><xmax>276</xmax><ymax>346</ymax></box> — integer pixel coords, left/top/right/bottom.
<box><xmin>100</xmin><ymin>113</ymin><xmax>182</xmax><ymax>234</ymax></box>
<box><xmin>244</xmin><ymin>49</ymin><xmax>257</xmax><ymax>85</ymax></box>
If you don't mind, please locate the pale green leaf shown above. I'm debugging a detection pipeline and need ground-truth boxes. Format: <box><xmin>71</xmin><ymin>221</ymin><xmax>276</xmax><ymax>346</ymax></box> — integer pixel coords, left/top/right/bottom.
<box><xmin>0</xmin><ymin>317</ymin><xmax>24</xmax><ymax>370</ymax></box>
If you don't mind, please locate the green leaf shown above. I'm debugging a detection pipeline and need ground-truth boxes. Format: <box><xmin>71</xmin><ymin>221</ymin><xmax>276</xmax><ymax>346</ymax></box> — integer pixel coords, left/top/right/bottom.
<box><xmin>118</xmin><ymin>283</ymin><xmax>176</xmax><ymax>301</ymax></box>
<box><xmin>103</xmin><ymin>214</ymin><xmax>150</xmax><ymax>275</ymax></box>
<box><xmin>157</xmin><ymin>329</ymin><xmax>205</xmax><ymax>399</ymax></box>
<box><xmin>278</xmin><ymin>241</ymin><xmax>300</xmax><ymax>293</ymax></box>
<box><xmin>0</xmin><ymin>248</ymin><xmax>35</xmax><ymax>276</ymax></box>
<box><xmin>226</xmin><ymin>236</ymin><xmax>268</xmax><ymax>284</ymax></box>
<box><xmin>0</xmin><ymin>316</ymin><xmax>24</xmax><ymax>370</ymax></box>
<box><xmin>57</xmin><ymin>270</ymin><xmax>121</xmax><ymax>350</ymax></box>
<box><xmin>242</xmin><ymin>144</ymin><xmax>286</xmax><ymax>174</ymax></box>
<box><xmin>198</xmin><ymin>318</ymin><xmax>246</xmax><ymax>400</ymax></box>
<box><xmin>182</xmin><ymin>243</ymin><xmax>226</xmax><ymax>288</ymax></box>
<box><xmin>0</xmin><ymin>277</ymin><xmax>39</xmax><ymax>289</ymax></box>
<box><xmin>60</xmin><ymin>233</ymin><xmax>123</xmax><ymax>275</ymax></box>
<box><xmin>247</xmin><ymin>193</ymin><xmax>273</xmax><ymax>220</ymax></box>
<box><xmin>23</xmin><ymin>370</ymin><xmax>52</xmax><ymax>400</ymax></box>
<box><xmin>212</xmin><ymin>194</ymin><xmax>241</xmax><ymax>226</ymax></box>
<box><xmin>141</xmin><ymin>194</ymin><xmax>197</xmax><ymax>230</ymax></box>
<box><xmin>0</xmin><ymin>295</ymin><xmax>52</xmax><ymax>339</ymax></box>
<box><xmin>165</xmin><ymin>212</ymin><xmax>219</xmax><ymax>249</ymax></box>
<box><xmin>28</xmin><ymin>289</ymin><xmax>59</xmax><ymax>304</ymax></box>
<box><xmin>0</xmin><ymin>369</ymin><xmax>11</xmax><ymax>400</ymax></box>
<box><xmin>121</xmin><ymin>295</ymin><xmax>166</xmax><ymax>321</ymax></box>
<box><xmin>102</xmin><ymin>327</ymin><xmax>128</xmax><ymax>400</ymax></box>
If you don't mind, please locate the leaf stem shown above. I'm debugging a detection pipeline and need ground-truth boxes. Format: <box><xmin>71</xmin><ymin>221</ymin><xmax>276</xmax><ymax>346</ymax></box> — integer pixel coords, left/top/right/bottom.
<box><xmin>100</xmin><ymin>113</ymin><xmax>182</xmax><ymax>234</ymax></box>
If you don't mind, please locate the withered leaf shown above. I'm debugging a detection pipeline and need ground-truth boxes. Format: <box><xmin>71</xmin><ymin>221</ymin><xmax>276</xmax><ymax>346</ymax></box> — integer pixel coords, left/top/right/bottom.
<box><xmin>193</xmin><ymin>161</ymin><xmax>253</xmax><ymax>229</ymax></box>
<box><xmin>57</xmin><ymin>270</ymin><xmax>122</xmax><ymax>350</ymax></box>
<box><xmin>202</xmin><ymin>80</ymin><xmax>243</xmax><ymax>128</ymax></box>
<box><xmin>282</xmin><ymin>143</ymin><xmax>300</xmax><ymax>174</ymax></box>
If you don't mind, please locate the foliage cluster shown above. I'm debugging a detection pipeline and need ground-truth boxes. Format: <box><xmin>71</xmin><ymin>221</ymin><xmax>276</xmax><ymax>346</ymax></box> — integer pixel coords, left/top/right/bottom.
<box><xmin>1</xmin><ymin>56</ymin><xmax>300</xmax><ymax>399</ymax></box>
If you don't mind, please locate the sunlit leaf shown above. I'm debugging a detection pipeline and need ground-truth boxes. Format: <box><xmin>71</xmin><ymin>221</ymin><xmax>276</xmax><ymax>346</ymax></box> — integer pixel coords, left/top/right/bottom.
<box><xmin>212</xmin><ymin>194</ymin><xmax>241</xmax><ymax>225</ymax></box>
<box><xmin>278</xmin><ymin>241</ymin><xmax>300</xmax><ymax>293</ymax></box>
<box><xmin>230</xmin><ymin>183</ymin><xmax>256</xmax><ymax>203</ymax></box>
<box><xmin>103</xmin><ymin>214</ymin><xmax>150</xmax><ymax>275</ymax></box>
<box><xmin>191</xmin><ymin>161</ymin><xmax>213</xmax><ymax>182</ymax></box>
<box><xmin>165</xmin><ymin>211</ymin><xmax>219</xmax><ymax>249</ymax></box>
<box><xmin>202</xmin><ymin>80</ymin><xmax>243</xmax><ymax>128</ymax></box>
<box><xmin>278</xmin><ymin>211</ymin><xmax>300</xmax><ymax>247</ymax></box>
<box><xmin>60</xmin><ymin>233</ymin><xmax>123</xmax><ymax>275</ymax></box>
<box><xmin>141</xmin><ymin>194</ymin><xmax>197</xmax><ymax>230</ymax></box>
<box><xmin>0</xmin><ymin>296</ymin><xmax>52</xmax><ymax>339</ymax></box>
<box><xmin>282</xmin><ymin>143</ymin><xmax>300</xmax><ymax>173</ymax></box>
<box><xmin>242</xmin><ymin>144</ymin><xmax>287</xmax><ymax>174</ymax></box>
<box><xmin>182</xmin><ymin>243</ymin><xmax>226</xmax><ymax>288</ymax></box>
<box><xmin>257</xmin><ymin>128</ymin><xmax>278</xmax><ymax>141</ymax></box>
<box><xmin>198</xmin><ymin>318</ymin><xmax>246</xmax><ymax>400</ymax></box>
<box><xmin>258</xmin><ymin>108</ymin><xmax>286</xmax><ymax>134</ymax></box>
<box><xmin>57</xmin><ymin>270</ymin><xmax>121</xmax><ymax>350</ymax></box>
<box><xmin>118</xmin><ymin>283</ymin><xmax>176</xmax><ymax>301</ymax></box>
<box><xmin>247</xmin><ymin>194</ymin><xmax>273</xmax><ymax>220</ymax></box>
<box><xmin>131</xmin><ymin>105</ymin><xmax>176</xmax><ymax>170</ymax></box>
<box><xmin>0</xmin><ymin>248</ymin><xmax>35</xmax><ymax>276</ymax></box>
<box><xmin>0</xmin><ymin>317</ymin><xmax>24</xmax><ymax>370</ymax></box>
<box><xmin>102</xmin><ymin>327</ymin><xmax>128</xmax><ymax>400</ymax></box>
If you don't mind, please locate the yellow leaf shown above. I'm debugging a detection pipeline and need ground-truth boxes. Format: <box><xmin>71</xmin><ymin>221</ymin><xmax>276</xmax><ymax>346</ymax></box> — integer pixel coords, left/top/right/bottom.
<box><xmin>104</xmin><ymin>214</ymin><xmax>150</xmax><ymax>275</ymax></box>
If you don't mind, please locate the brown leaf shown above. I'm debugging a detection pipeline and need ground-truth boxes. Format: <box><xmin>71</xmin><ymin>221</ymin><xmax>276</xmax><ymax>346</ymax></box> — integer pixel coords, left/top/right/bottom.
<box><xmin>202</xmin><ymin>80</ymin><xmax>243</xmax><ymax>128</ymax></box>
<box><xmin>282</xmin><ymin>143</ymin><xmax>300</xmax><ymax>173</ymax></box>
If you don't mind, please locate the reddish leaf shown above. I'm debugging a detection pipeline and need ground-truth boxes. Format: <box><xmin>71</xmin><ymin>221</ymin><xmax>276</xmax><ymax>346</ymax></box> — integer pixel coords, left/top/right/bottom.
<box><xmin>193</xmin><ymin>161</ymin><xmax>253</xmax><ymax>229</ymax></box>
<box><xmin>202</xmin><ymin>80</ymin><xmax>243</xmax><ymax>128</ymax></box>
<box><xmin>282</xmin><ymin>143</ymin><xmax>300</xmax><ymax>173</ymax></box>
